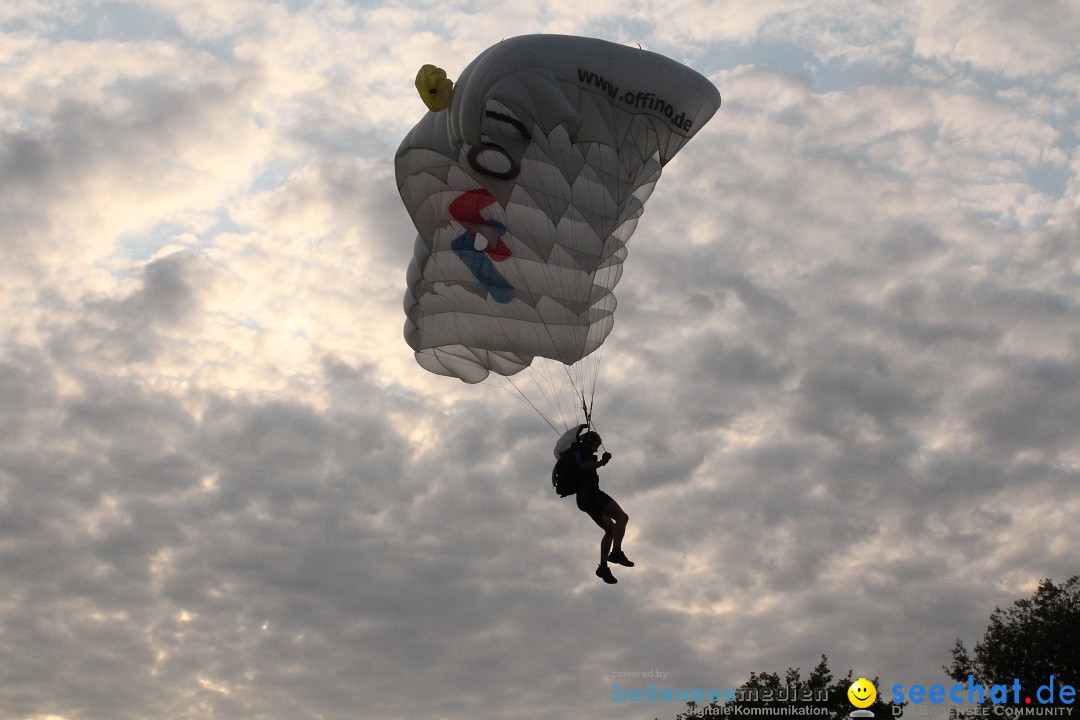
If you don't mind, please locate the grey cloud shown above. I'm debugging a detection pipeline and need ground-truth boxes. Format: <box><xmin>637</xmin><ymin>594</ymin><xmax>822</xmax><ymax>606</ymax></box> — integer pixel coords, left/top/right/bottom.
<box><xmin>969</xmin><ymin>356</ymin><xmax>1080</xmax><ymax>455</ymax></box>
<box><xmin>793</xmin><ymin>343</ymin><xmax>926</xmax><ymax>441</ymax></box>
<box><xmin>44</xmin><ymin>252</ymin><xmax>207</xmax><ymax>367</ymax></box>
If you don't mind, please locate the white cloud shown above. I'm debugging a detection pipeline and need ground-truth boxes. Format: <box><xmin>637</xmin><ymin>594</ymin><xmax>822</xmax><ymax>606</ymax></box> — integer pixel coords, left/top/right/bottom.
<box><xmin>914</xmin><ymin>0</ymin><xmax>1080</xmax><ymax>78</ymax></box>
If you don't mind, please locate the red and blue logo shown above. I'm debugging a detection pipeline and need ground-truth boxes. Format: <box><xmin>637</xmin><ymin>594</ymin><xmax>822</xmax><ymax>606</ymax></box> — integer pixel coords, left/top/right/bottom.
<box><xmin>449</xmin><ymin>189</ymin><xmax>514</xmax><ymax>303</ymax></box>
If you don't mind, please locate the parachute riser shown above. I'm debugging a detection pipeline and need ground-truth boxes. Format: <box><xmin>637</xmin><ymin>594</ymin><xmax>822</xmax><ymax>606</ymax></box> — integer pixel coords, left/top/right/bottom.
<box><xmin>581</xmin><ymin>393</ymin><xmax>607</xmax><ymax>453</ymax></box>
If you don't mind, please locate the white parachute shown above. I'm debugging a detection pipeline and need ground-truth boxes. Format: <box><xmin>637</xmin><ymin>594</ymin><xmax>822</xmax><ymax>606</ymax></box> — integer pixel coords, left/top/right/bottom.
<box><xmin>396</xmin><ymin>35</ymin><xmax>721</xmax><ymax>428</ymax></box>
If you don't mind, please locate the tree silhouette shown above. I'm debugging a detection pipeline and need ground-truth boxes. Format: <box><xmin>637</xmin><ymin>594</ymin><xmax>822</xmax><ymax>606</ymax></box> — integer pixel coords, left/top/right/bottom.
<box><xmin>946</xmin><ymin>575</ymin><xmax>1079</xmax><ymax>707</ymax></box>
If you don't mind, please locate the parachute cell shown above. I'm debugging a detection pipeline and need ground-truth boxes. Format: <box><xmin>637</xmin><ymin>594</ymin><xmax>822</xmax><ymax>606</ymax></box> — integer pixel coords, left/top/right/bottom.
<box><xmin>397</xmin><ymin>34</ymin><xmax>721</xmax><ymax>388</ymax></box>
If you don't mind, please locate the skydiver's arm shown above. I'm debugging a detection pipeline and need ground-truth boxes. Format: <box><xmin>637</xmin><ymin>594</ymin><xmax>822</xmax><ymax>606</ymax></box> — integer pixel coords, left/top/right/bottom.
<box><xmin>580</xmin><ymin>452</ymin><xmax>612</xmax><ymax>471</ymax></box>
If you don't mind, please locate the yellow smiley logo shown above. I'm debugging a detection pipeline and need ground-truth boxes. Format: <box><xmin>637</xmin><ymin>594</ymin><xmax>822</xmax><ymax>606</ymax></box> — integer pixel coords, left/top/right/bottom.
<box><xmin>848</xmin><ymin>678</ymin><xmax>877</xmax><ymax>708</ymax></box>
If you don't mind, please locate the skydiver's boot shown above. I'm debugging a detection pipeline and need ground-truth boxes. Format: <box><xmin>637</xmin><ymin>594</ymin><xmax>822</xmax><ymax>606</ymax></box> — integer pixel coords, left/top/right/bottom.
<box><xmin>596</xmin><ymin>564</ymin><xmax>617</xmax><ymax>584</ymax></box>
<box><xmin>607</xmin><ymin>549</ymin><xmax>635</xmax><ymax>567</ymax></box>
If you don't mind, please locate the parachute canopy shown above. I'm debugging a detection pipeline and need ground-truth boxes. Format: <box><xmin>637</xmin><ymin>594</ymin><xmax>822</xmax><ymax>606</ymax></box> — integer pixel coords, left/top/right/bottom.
<box><xmin>397</xmin><ymin>34</ymin><xmax>721</xmax><ymax>384</ymax></box>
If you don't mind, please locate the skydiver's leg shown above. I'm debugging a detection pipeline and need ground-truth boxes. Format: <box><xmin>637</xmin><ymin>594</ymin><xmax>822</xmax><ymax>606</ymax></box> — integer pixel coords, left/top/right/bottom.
<box><xmin>603</xmin><ymin>499</ymin><xmax>629</xmax><ymax>553</ymax></box>
<box><xmin>593</xmin><ymin>514</ymin><xmax>615</xmax><ymax>567</ymax></box>
<box><xmin>587</xmin><ymin>501</ymin><xmax>619</xmax><ymax>582</ymax></box>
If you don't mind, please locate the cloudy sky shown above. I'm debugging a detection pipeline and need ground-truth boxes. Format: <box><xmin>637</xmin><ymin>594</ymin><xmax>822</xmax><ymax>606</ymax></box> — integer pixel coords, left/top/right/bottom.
<box><xmin>2</xmin><ymin>1</ymin><xmax>1079</xmax><ymax>719</ymax></box>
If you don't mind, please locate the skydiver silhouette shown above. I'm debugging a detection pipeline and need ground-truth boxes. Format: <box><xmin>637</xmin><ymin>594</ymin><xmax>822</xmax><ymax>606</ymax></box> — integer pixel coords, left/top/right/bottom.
<box><xmin>569</xmin><ymin>429</ymin><xmax>633</xmax><ymax>584</ymax></box>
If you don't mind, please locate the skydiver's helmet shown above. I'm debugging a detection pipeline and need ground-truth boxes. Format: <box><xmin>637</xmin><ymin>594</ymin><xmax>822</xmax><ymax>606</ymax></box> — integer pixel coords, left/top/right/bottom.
<box><xmin>580</xmin><ymin>431</ymin><xmax>602</xmax><ymax>449</ymax></box>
